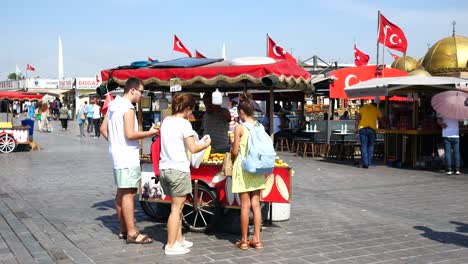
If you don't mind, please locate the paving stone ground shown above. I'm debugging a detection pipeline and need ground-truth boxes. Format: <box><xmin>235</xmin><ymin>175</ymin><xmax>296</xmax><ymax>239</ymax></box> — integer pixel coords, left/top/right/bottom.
<box><xmin>1</xmin><ymin>117</ymin><xmax>468</xmax><ymax>264</ymax></box>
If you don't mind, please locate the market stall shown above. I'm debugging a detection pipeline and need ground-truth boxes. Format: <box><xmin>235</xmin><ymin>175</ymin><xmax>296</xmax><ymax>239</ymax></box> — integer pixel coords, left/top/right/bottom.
<box><xmin>0</xmin><ymin>91</ymin><xmax>43</xmax><ymax>153</ymax></box>
<box><xmin>101</xmin><ymin>57</ymin><xmax>311</xmax><ymax>232</ymax></box>
<box><xmin>345</xmin><ymin>76</ymin><xmax>468</xmax><ymax>168</ymax></box>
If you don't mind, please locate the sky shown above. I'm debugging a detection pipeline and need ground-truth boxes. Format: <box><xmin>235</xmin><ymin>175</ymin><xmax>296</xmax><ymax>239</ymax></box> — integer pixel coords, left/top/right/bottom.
<box><xmin>1</xmin><ymin>0</ymin><xmax>467</xmax><ymax>79</ymax></box>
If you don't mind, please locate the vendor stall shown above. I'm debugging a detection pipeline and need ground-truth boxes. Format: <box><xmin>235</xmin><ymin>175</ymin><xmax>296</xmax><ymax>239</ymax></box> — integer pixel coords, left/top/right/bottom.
<box><xmin>101</xmin><ymin>57</ymin><xmax>311</xmax><ymax>232</ymax></box>
<box><xmin>0</xmin><ymin>91</ymin><xmax>43</xmax><ymax>153</ymax></box>
<box><xmin>345</xmin><ymin>76</ymin><xmax>468</xmax><ymax>168</ymax></box>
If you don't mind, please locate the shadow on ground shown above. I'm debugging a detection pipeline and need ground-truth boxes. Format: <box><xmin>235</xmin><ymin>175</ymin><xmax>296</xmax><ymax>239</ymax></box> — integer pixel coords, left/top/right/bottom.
<box><xmin>414</xmin><ymin>222</ymin><xmax>468</xmax><ymax>248</ymax></box>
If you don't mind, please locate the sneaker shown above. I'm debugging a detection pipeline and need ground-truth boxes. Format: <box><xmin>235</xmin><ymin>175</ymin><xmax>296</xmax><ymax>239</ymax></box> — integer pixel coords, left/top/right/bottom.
<box><xmin>362</xmin><ymin>165</ymin><xmax>369</xmax><ymax>169</ymax></box>
<box><xmin>175</xmin><ymin>237</ymin><xmax>193</xmax><ymax>248</ymax></box>
<box><xmin>455</xmin><ymin>171</ymin><xmax>461</xmax><ymax>175</ymax></box>
<box><xmin>165</xmin><ymin>244</ymin><xmax>190</xmax><ymax>255</ymax></box>
<box><xmin>446</xmin><ymin>171</ymin><xmax>453</xmax><ymax>175</ymax></box>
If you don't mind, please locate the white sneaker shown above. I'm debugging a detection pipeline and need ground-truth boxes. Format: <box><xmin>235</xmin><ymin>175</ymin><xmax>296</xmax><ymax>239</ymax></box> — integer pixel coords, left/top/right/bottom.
<box><xmin>175</xmin><ymin>237</ymin><xmax>193</xmax><ymax>248</ymax></box>
<box><xmin>446</xmin><ymin>171</ymin><xmax>453</xmax><ymax>175</ymax></box>
<box><xmin>455</xmin><ymin>171</ymin><xmax>461</xmax><ymax>175</ymax></box>
<box><xmin>165</xmin><ymin>244</ymin><xmax>190</xmax><ymax>255</ymax></box>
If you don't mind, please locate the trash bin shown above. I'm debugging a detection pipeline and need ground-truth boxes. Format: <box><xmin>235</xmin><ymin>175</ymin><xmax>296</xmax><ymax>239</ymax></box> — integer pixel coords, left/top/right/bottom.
<box><xmin>21</xmin><ymin>118</ymin><xmax>35</xmax><ymax>141</ymax></box>
<box><xmin>263</xmin><ymin>202</ymin><xmax>291</xmax><ymax>222</ymax></box>
<box><xmin>271</xmin><ymin>202</ymin><xmax>291</xmax><ymax>221</ymax></box>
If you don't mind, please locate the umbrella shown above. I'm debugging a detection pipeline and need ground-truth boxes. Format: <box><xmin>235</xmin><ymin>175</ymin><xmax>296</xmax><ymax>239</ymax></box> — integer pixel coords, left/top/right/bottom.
<box><xmin>431</xmin><ymin>91</ymin><xmax>468</xmax><ymax>120</ymax></box>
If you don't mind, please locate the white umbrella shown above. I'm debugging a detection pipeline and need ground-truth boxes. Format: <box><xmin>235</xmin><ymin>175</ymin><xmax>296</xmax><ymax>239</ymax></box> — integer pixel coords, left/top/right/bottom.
<box><xmin>431</xmin><ymin>90</ymin><xmax>468</xmax><ymax>120</ymax></box>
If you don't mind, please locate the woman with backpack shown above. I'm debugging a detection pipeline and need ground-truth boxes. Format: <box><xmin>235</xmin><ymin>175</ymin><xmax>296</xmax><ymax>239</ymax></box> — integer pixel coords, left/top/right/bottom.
<box><xmin>231</xmin><ymin>92</ymin><xmax>267</xmax><ymax>250</ymax></box>
<box><xmin>159</xmin><ymin>93</ymin><xmax>211</xmax><ymax>255</ymax></box>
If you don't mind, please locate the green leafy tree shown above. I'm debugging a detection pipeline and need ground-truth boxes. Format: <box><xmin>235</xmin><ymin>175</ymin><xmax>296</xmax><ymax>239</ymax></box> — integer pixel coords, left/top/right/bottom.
<box><xmin>7</xmin><ymin>73</ymin><xmax>24</xmax><ymax>80</ymax></box>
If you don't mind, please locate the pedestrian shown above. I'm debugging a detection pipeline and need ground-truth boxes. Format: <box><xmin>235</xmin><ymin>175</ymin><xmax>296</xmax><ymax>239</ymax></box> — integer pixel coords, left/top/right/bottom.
<box><xmin>59</xmin><ymin>105</ymin><xmax>69</xmax><ymax>130</ymax></box>
<box><xmin>355</xmin><ymin>101</ymin><xmax>384</xmax><ymax>168</ymax></box>
<box><xmin>77</xmin><ymin>105</ymin><xmax>87</xmax><ymax>137</ymax></box>
<box><xmin>92</xmin><ymin>100</ymin><xmax>101</xmax><ymax>137</ymax></box>
<box><xmin>86</xmin><ymin>100</ymin><xmax>94</xmax><ymax>133</ymax></box>
<box><xmin>159</xmin><ymin>93</ymin><xmax>211</xmax><ymax>255</ymax></box>
<box><xmin>437</xmin><ymin>115</ymin><xmax>461</xmax><ymax>175</ymax></box>
<box><xmin>100</xmin><ymin>78</ymin><xmax>159</xmax><ymax>245</ymax></box>
<box><xmin>230</xmin><ymin>92</ymin><xmax>266</xmax><ymax>250</ymax></box>
<box><xmin>40</xmin><ymin>103</ymin><xmax>51</xmax><ymax>132</ymax></box>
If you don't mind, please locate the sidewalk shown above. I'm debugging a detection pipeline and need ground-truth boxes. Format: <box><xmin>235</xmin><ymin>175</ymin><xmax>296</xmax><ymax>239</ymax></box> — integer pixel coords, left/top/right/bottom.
<box><xmin>1</xmin><ymin>119</ymin><xmax>468</xmax><ymax>263</ymax></box>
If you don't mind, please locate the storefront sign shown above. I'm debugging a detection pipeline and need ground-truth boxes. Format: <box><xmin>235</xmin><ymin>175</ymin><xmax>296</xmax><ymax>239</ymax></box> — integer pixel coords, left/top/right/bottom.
<box><xmin>75</xmin><ymin>77</ymin><xmax>102</xmax><ymax>90</ymax></box>
<box><xmin>58</xmin><ymin>78</ymin><xmax>73</xmax><ymax>90</ymax></box>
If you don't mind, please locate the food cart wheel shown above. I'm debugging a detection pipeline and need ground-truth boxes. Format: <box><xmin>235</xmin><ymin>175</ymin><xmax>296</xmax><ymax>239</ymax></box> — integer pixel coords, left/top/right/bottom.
<box><xmin>182</xmin><ymin>183</ymin><xmax>220</xmax><ymax>233</ymax></box>
<box><xmin>139</xmin><ymin>201</ymin><xmax>170</xmax><ymax>221</ymax></box>
<box><xmin>0</xmin><ymin>134</ymin><xmax>16</xmax><ymax>154</ymax></box>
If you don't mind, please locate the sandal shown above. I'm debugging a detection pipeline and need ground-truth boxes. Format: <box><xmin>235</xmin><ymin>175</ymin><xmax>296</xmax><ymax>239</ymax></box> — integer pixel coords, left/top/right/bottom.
<box><xmin>126</xmin><ymin>232</ymin><xmax>153</xmax><ymax>244</ymax></box>
<box><xmin>248</xmin><ymin>240</ymin><xmax>264</xmax><ymax>249</ymax></box>
<box><xmin>118</xmin><ymin>232</ymin><xmax>127</xmax><ymax>240</ymax></box>
<box><xmin>235</xmin><ymin>240</ymin><xmax>249</xmax><ymax>250</ymax></box>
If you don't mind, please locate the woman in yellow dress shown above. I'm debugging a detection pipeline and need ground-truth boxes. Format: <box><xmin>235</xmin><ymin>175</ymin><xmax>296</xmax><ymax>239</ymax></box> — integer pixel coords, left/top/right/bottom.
<box><xmin>231</xmin><ymin>92</ymin><xmax>266</xmax><ymax>250</ymax></box>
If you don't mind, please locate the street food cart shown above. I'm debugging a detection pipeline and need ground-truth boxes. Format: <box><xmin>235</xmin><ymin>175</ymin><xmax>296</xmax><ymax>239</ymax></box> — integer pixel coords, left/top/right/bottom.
<box><xmin>100</xmin><ymin>57</ymin><xmax>311</xmax><ymax>232</ymax></box>
<box><xmin>0</xmin><ymin>91</ymin><xmax>43</xmax><ymax>153</ymax></box>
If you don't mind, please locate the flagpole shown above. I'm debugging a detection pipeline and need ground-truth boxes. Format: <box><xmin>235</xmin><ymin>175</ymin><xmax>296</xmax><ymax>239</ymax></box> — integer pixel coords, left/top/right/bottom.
<box><xmin>376</xmin><ymin>10</ymin><xmax>380</xmax><ymax>68</ymax></box>
<box><xmin>266</xmin><ymin>33</ymin><xmax>269</xmax><ymax>57</ymax></box>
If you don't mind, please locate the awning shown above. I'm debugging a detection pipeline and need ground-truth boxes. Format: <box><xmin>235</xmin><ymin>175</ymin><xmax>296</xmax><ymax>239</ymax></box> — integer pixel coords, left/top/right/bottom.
<box><xmin>0</xmin><ymin>91</ymin><xmax>44</xmax><ymax>101</ymax></box>
<box><xmin>345</xmin><ymin>76</ymin><xmax>468</xmax><ymax>98</ymax></box>
<box><xmin>100</xmin><ymin>59</ymin><xmax>312</xmax><ymax>92</ymax></box>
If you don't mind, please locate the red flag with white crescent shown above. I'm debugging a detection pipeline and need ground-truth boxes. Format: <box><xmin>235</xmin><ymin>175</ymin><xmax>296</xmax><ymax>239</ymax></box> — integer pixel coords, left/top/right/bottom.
<box><xmin>26</xmin><ymin>64</ymin><xmax>35</xmax><ymax>71</ymax></box>
<box><xmin>173</xmin><ymin>35</ymin><xmax>192</xmax><ymax>57</ymax></box>
<box><xmin>195</xmin><ymin>50</ymin><xmax>206</xmax><ymax>58</ymax></box>
<box><xmin>267</xmin><ymin>35</ymin><xmax>297</xmax><ymax>64</ymax></box>
<box><xmin>354</xmin><ymin>44</ymin><xmax>370</xmax><ymax>67</ymax></box>
<box><xmin>101</xmin><ymin>92</ymin><xmax>114</xmax><ymax>116</ymax></box>
<box><xmin>377</xmin><ymin>13</ymin><xmax>408</xmax><ymax>53</ymax></box>
<box><xmin>148</xmin><ymin>57</ymin><xmax>154</xmax><ymax>62</ymax></box>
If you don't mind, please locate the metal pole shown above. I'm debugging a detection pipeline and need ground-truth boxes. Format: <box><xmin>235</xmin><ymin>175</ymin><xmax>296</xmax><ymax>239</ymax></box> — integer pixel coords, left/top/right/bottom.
<box><xmin>376</xmin><ymin>11</ymin><xmax>381</xmax><ymax>67</ymax></box>
<box><xmin>269</xmin><ymin>87</ymin><xmax>274</xmax><ymax>141</ymax></box>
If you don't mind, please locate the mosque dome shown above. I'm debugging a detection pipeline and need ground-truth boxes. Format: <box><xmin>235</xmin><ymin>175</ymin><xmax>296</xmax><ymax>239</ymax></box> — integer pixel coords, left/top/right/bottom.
<box><xmin>422</xmin><ymin>34</ymin><xmax>468</xmax><ymax>76</ymax></box>
<box><xmin>391</xmin><ymin>56</ymin><xmax>419</xmax><ymax>72</ymax></box>
<box><xmin>408</xmin><ymin>69</ymin><xmax>431</xmax><ymax>77</ymax></box>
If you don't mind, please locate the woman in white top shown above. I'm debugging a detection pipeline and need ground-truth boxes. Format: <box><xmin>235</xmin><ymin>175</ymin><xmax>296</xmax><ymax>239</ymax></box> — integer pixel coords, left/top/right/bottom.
<box><xmin>159</xmin><ymin>93</ymin><xmax>211</xmax><ymax>255</ymax></box>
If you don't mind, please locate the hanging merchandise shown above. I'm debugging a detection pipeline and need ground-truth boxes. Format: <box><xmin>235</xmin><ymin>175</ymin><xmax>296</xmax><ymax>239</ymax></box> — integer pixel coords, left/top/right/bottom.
<box><xmin>212</xmin><ymin>88</ymin><xmax>222</xmax><ymax>105</ymax></box>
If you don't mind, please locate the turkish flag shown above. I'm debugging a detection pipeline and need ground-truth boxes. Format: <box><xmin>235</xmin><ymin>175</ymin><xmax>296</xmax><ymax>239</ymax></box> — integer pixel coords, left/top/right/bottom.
<box><xmin>26</xmin><ymin>64</ymin><xmax>35</xmax><ymax>71</ymax></box>
<box><xmin>267</xmin><ymin>36</ymin><xmax>297</xmax><ymax>64</ymax></box>
<box><xmin>148</xmin><ymin>57</ymin><xmax>154</xmax><ymax>62</ymax></box>
<box><xmin>329</xmin><ymin>65</ymin><xmax>408</xmax><ymax>99</ymax></box>
<box><xmin>195</xmin><ymin>50</ymin><xmax>206</xmax><ymax>58</ymax></box>
<box><xmin>377</xmin><ymin>13</ymin><xmax>408</xmax><ymax>53</ymax></box>
<box><xmin>101</xmin><ymin>92</ymin><xmax>114</xmax><ymax>116</ymax></box>
<box><xmin>173</xmin><ymin>35</ymin><xmax>192</xmax><ymax>57</ymax></box>
<box><xmin>354</xmin><ymin>44</ymin><xmax>370</xmax><ymax>67</ymax></box>
<box><xmin>387</xmin><ymin>49</ymin><xmax>400</xmax><ymax>60</ymax></box>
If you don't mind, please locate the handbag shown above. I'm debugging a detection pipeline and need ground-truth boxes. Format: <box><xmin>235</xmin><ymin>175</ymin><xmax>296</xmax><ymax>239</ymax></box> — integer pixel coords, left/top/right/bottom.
<box><xmin>80</xmin><ymin>113</ymin><xmax>86</xmax><ymax>120</ymax></box>
<box><xmin>222</xmin><ymin>152</ymin><xmax>233</xmax><ymax>177</ymax></box>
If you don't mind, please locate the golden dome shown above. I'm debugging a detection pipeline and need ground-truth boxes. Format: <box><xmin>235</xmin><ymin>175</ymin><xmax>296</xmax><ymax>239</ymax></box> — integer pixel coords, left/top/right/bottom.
<box><xmin>423</xmin><ymin>34</ymin><xmax>468</xmax><ymax>75</ymax></box>
<box><xmin>391</xmin><ymin>56</ymin><xmax>419</xmax><ymax>72</ymax></box>
<box><xmin>408</xmin><ymin>69</ymin><xmax>431</xmax><ymax>77</ymax></box>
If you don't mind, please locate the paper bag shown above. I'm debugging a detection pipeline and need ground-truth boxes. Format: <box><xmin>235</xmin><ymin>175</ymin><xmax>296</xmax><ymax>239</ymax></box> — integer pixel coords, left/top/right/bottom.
<box><xmin>222</xmin><ymin>152</ymin><xmax>233</xmax><ymax>177</ymax></box>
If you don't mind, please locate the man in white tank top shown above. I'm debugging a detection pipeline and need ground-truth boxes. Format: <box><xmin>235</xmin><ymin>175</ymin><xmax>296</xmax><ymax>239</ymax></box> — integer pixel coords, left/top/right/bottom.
<box><xmin>100</xmin><ymin>78</ymin><xmax>159</xmax><ymax>244</ymax></box>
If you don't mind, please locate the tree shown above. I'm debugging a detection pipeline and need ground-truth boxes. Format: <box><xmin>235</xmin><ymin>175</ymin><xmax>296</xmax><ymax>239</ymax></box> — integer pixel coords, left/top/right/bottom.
<box><xmin>7</xmin><ymin>73</ymin><xmax>24</xmax><ymax>80</ymax></box>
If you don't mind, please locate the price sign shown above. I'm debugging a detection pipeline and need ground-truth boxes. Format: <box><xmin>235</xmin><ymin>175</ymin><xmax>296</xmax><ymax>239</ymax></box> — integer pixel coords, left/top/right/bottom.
<box><xmin>170</xmin><ymin>84</ymin><xmax>182</xmax><ymax>92</ymax></box>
